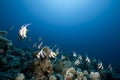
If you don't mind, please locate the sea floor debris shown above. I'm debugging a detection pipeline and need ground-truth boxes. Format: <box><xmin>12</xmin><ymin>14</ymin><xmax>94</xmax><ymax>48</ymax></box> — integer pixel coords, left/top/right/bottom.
<box><xmin>0</xmin><ymin>30</ymin><xmax>120</xmax><ymax>80</ymax></box>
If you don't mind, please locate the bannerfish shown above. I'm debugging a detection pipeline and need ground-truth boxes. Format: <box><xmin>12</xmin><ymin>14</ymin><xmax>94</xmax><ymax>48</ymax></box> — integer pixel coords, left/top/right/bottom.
<box><xmin>73</xmin><ymin>51</ymin><xmax>77</xmax><ymax>57</ymax></box>
<box><xmin>51</xmin><ymin>45</ymin><xmax>57</xmax><ymax>50</ymax></box>
<box><xmin>19</xmin><ymin>23</ymin><xmax>31</xmax><ymax>39</ymax></box>
<box><xmin>9</xmin><ymin>25</ymin><xmax>14</xmax><ymax>31</ymax></box>
<box><xmin>78</xmin><ymin>55</ymin><xmax>82</xmax><ymax>60</ymax></box>
<box><xmin>74</xmin><ymin>59</ymin><xmax>80</xmax><ymax>65</ymax></box>
<box><xmin>28</xmin><ymin>37</ymin><xmax>32</xmax><ymax>42</ymax></box>
<box><xmin>108</xmin><ymin>64</ymin><xmax>112</xmax><ymax>71</ymax></box>
<box><xmin>36</xmin><ymin>47</ymin><xmax>57</xmax><ymax>59</ymax></box>
<box><xmin>97</xmin><ymin>62</ymin><xmax>104</xmax><ymax>70</ymax></box>
<box><xmin>61</xmin><ymin>55</ymin><xmax>66</xmax><ymax>60</ymax></box>
<box><xmin>38</xmin><ymin>37</ymin><xmax>42</xmax><ymax>42</ymax></box>
<box><xmin>38</xmin><ymin>41</ymin><xmax>43</xmax><ymax>49</ymax></box>
<box><xmin>55</xmin><ymin>48</ymin><xmax>59</xmax><ymax>55</ymax></box>
<box><xmin>86</xmin><ymin>55</ymin><xmax>90</xmax><ymax>63</ymax></box>
<box><xmin>33</xmin><ymin>43</ymin><xmax>37</xmax><ymax>48</ymax></box>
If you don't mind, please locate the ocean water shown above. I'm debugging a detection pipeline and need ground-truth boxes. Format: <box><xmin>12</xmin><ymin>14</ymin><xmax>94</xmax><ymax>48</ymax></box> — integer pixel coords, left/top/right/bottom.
<box><xmin>0</xmin><ymin>0</ymin><xmax>120</xmax><ymax>67</ymax></box>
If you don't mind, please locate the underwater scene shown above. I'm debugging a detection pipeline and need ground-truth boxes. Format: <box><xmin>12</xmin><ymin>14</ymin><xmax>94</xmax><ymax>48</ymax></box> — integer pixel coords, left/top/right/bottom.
<box><xmin>0</xmin><ymin>0</ymin><xmax>120</xmax><ymax>80</ymax></box>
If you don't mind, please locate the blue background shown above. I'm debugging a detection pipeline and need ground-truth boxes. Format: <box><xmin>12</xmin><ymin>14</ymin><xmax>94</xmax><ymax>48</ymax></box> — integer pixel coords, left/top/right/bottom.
<box><xmin>0</xmin><ymin>0</ymin><xmax>120</xmax><ymax>66</ymax></box>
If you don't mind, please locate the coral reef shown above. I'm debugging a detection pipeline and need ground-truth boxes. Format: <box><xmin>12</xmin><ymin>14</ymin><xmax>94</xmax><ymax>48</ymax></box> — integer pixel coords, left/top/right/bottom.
<box><xmin>0</xmin><ymin>30</ymin><xmax>120</xmax><ymax>80</ymax></box>
<box><xmin>0</xmin><ymin>34</ymin><xmax>12</xmax><ymax>52</ymax></box>
<box><xmin>15</xmin><ymin>73</ymin><xmax>25</xmax><ymax>80</ymax></box>
<box><xmin>49</xmin><ymin>75</ymin><xmax>57</xmax><ymax>80</ymax></box>
<box><xmin>90</xmin><ymin>72</ymin><xmax>100</xmax><ymax>80</ymax></box>
<box><xmin>31</xmin><ymin>58</ymin><xmax>54</xmax><ymax>79</ymax></box>
<box><xmin>64</xmin><ymin>67</ymin><xmax>76</xmax><ymax>80</ymax></box>
<box><xmin>0</xmin><ymin>30</ymin><xmax>7</xmax><ymax>36</ymax></box>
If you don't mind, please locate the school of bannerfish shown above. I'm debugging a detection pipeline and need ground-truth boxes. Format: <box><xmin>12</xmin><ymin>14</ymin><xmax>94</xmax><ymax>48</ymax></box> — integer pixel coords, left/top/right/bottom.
<box><xmin>18</xmin><ymin>23</ymin><xmax>109</xmax><ymax>71</ymax></box>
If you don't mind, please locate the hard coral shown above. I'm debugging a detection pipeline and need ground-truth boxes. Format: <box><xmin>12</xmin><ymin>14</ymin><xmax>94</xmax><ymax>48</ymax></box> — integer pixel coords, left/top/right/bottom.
<box><xmin>0</xmin><ymin>36</ymin><xmax>12</xmax><ymax>53</ymax></box>
<box><xmin>76</xmin><ymin>71</ymin><xmax>84</xmax><ymax>80</ymax></box>
<box><xmin>49</xmin><ymin>75</ymin><xmax>57</xmax><ymax>80</ymax></box>
<box><xmin>32</xmin><ymin>49</ymin><xmax>54</xmax><ymax>79</ymax></box>
<box><xmin>64</xmin><ymin>67</ymin><xmax>76</xmax><ymax>80</ymax></box>
<box><xmin>90</xmin><ymin>71</ymin><xmax>100</xmax><ymax>80</ymax></box>
<box><xmin>15</xmin><ymin>73</ymin><xmax>25</xmax><ymax>80</ymax></box>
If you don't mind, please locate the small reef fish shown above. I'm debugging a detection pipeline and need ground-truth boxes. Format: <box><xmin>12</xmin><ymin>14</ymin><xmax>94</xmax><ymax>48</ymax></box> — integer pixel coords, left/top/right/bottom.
<box><xmin>33</xmin><ymin>43</ymin><xmax>37</xmax><ymax>48</ymax></box>
<box><xmin>97</xmin><ymin>62</ymin><xmax>104</xmax><ymax>70</ymax></box>
<box><xmin>108</xmin><ymin>64</ymin><xmax>112</xmax><ymax>71</ymax></box>
<box><xmin>19</xmin><ymin>23</ymin><xmax>31</xmax><ymax>39</ymax></box>
<box><xmin>36</xmin><ymin>49</ymin><xmax>44</xmax><ymax>58</ymax></box>
<box><xmin>38</xmin><ymin>37</ymin><xmax>42</xmax><ymax>42</ymax></box>
<box><xmin>74</xmin><ymin>59</ymin><xmax>80</xmax><ymax>65</ymax></box>
<box><xmin>36</xmin><ymin>47</ymin><xmax>57</xmax><ymax>59</ymax></box>
<box><xmin>9</xmin><ymin>25</ymin><xmax>14</xmax><ymax>31</ymax></box>
<box><xmin>51</xmin><ymin>45</ymin><xmax>57</xmax><ymax>50</ymax></box>
<box><xmin>28</xmin><ymin>37</ymin><xmax>32</xmax><ymax>42</ymax></box>
<box><xmin>86</xmin><ymin>55</ymin><xmax>90</xmax><ymax>63</ymax></box>
<box><xmin>73</xmin><ymin>51</ymin><xmax>77</xmax><ymax>57</ymax></box>
<box><xmin>61</xmin><ymin>55</ymin><xmax>66</xmax><ymax>60</ymax></box>
<box><xmin>78</xmin><ymin>55</ymin><xmax>82</xmax><ymax>60</ymax></box>
<box><xmin>74</xmin><ymin>55</ymin><xmax>82</xmax><ymax>65</ymax></box>
<box><xmin>49</xmin><ymin>50</ymin><xmax>57</xmax><ymax>58</ymax></box>
<box><xmin>55</xmin><ymin>48</ymin><xmax>59</xmax><ymax>55</ymax></box>
<box><xmin>38</xmin><ymin>41</ymin><xmax>43</xmax><ymax>49</ymax></box>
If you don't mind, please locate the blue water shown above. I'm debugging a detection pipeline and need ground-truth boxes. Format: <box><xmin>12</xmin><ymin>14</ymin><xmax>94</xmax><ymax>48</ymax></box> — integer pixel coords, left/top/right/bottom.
<box><xmin>0</xmin><ymin>0</ymin><xmax>120</xmax><ymax>66</ymax></box>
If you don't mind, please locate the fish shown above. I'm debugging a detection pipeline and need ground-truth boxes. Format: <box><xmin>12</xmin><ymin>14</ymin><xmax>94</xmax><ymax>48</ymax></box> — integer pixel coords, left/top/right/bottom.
<box><xmin>36</xmin><ymin>47</ymin><xmax>58</xmax><ymax>59</ymax></box>
<box><xmin>78</xmin><ymin>54</ymin><xmax>82</xmax><ymax>60</ymax></box>
<box><xmin>49</xmin><ymin>50</ymin><xmax>57</xmax><ymax>58</ymax></box>
<box><xmin>61</xmin><ymin>55</ymin><xmax>66</xmax><ymax>60</ymax></box>
<box><xmin>73</xmin><ymin>51</ymin><xmax>77</xmax><ymax>57</ymax></box>
<box><xmin>28</xmin><ymin>37</ymin><xmax>32</xmax><ymax>42</ymax></box>
<box><xmin>19</xmin><ymin>23</ymin><xmax>31</xmax><ymax>39</ymax></box>
<box><xmin>55</xmin><ymin>48</ymin><xmax>59</xmax><ymax>55</ymax></box>
<box><xmin>51</xmin><ymin>45</ymin><xmax>57</xmax><ymax>50</ymax></box>
<box><xmin>38</xmin><ymin>37</ymin><xmax>42</xmax><ymax>42</ymax></box>
<box><xmin>38</xmin><ymin>41</ymin><xmax>43</xmax><ymax>49</ymax></box>
<box><xmin>36</xmin><ymin>49</ymin><xmax>45</xmax><ymax>58</ymax></box>
<box><xmin>9</xmin><ymin>25</ymin><xmax>14</xmax><ymax>31</ymax></box>
<box><xmin>33</xmin><ymin>43</ymin><xmax>37</xmax><ymax>48</ymax></box>
<box><xmin>97</xmin><ymin>62</ymin><xmax>104</xmax><ymax>70</ymax></box>
<box><xmin>108</xmin><ymin>64</ymin><xmax>112</xmax><ymax>71</ymax></box>
<box><xmin>86</xmin><ymin>55</ymin><xmax>90</xmax><ymax>63</ymax></box>
<box><xmin>74</xmin><ymin>54</ymin><xmax>82</xmax><ymax>65</ymax></box>
<box><xmin>74</xmin><ymin>59</ymin><xmax>80</xmax><ymax>65</ymax></box>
